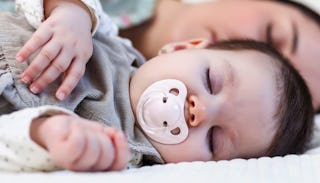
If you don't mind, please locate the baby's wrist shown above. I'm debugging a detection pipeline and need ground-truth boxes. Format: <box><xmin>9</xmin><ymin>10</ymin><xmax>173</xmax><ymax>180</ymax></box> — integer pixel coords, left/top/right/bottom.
<box><xmin>44</xmin><ymin>0</ymin><xmax>93</xmax><ymax>29</ymax></box>
<box><xmin>30</xmin><ymin>116</ymin><xmax>50</xmax><ymax>149</ymax></box>
<box><xmin>30</xmin><ymin>114</ymin><xmax>71</xmax><ymax>150</ymax></box>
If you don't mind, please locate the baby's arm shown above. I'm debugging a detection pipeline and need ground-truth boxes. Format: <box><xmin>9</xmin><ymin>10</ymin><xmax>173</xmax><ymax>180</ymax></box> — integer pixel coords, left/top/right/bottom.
<box><xmin>30</xmin><ymin>114</ymin><xmax>131</xmax><ymax>171</ymax></box>
<box><xmin>0</xmin><ymin>106</ymin><xmax>130</xmax><ymax>172</ymax></box>
<box><xmin>15</xmin><ymin>0</ymin><xmax>98</xmax><ymax>100</ymax></box>
<box><xmin>0</xmin><ymin>106</ymin><xmax>68</xmax><ymax>171</ymax></box>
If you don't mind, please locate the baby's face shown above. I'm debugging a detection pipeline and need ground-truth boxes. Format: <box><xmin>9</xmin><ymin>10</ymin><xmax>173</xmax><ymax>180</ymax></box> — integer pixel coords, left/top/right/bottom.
<box><xmin>129</xmin><ymin>48</ymin><xmax>279</xmax><ymax>162</ymax></box>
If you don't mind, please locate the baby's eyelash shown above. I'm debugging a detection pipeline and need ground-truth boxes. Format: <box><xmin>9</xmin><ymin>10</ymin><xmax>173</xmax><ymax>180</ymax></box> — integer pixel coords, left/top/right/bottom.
<box><xmin>207</xmin><ymin>127</ymin><xmax>214</xmax><ymax>154</ymax></box>
<box><xmin>206</xmin><ymin>68</ymin><xmax>213</xmax><ymax>94</ymax></box>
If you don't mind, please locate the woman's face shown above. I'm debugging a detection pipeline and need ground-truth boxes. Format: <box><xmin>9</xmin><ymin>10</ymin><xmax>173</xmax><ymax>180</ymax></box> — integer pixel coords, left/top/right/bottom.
<box><xmin>166</xmin><ymin>0</ymin><xmax>320</xmax><ymax>110</ymax></box>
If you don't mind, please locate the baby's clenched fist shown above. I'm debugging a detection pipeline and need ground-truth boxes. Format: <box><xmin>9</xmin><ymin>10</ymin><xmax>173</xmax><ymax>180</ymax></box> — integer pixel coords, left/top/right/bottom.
<box><xmin>30</xmin><ymin>115</ymin><xmax>131</xmax><ymax>171</ymax></box>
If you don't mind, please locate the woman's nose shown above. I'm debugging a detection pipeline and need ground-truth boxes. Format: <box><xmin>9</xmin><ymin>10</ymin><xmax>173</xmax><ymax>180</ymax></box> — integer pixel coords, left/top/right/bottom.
<box><xmin>188</xmin><ymin>95</ymin><xmax>209</xmax><ymax>127</ymax></box>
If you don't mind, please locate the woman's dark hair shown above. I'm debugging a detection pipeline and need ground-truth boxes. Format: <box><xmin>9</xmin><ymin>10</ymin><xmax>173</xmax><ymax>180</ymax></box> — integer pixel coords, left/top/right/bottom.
<box><xmin>277</xmin><ymin>0</ymin><xmax>320</xmax><ymax>27</ymax></box>
<box><xmin>276</xmin><ymin>0</ymin><xmax>320</xmax><ymax>112</ymax></box>
<box><xmin>209</xmin><ymin>40</ymin><xmax>314</xmax><ymax>157</ymax></box>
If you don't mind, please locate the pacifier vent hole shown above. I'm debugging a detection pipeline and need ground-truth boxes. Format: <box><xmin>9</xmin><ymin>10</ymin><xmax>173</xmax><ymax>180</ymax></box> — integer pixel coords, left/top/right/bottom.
<box><xmin>169</xmin><ymin>88</ymin><xmax>179</xmax><ymax>96</ymax></box>
<box><xmin>162</xmin><ymin>97</ymin><xmax>168</xmax><ymax>103</ymax></box>
<box><xmin>170</xmin><ymin>127</ymin><xmax>181</xmax><ymax>135</ymax></box>
<box><xmin>163</xmin><ymin>121</ymin><xmax>168</xmax><ymax>127</ymax></box>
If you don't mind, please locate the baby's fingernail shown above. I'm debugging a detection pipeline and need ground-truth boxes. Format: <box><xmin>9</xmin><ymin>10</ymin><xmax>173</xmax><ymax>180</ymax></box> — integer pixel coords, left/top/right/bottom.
<box><xmin>30</xmin><ymin>85</ymin><xmax>40</xmax><ymax>94</ymax></box>
<box><xmin>21</xmin><ymin>75</ymin><xmax>31</xmax><ymax>84</ymax></box>
<box><xmin>16</xmin><ymin>55</ymin><xmax>24</xmax><ymax>62</ymax></box>
<box><xmin>56</xmin><ymin>91</ymin><xmax>66</xmax><ymax>100</ymax></box>
<box><xmin>118</xmin><ymin>132</ymin><xmax>126</xmax><ymax>141</ymax></box>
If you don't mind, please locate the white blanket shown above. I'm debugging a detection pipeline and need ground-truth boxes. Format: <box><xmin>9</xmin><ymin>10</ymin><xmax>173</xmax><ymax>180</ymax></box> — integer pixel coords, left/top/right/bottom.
<box><xmin>1</xmin><ymin>115</ymin><xmax>320</xmax><ymax>183</ymax></box>
<box><xmin>1</xmin><ymin>154</ymin><xmax>319</xmax><ymax>183</ymax></box>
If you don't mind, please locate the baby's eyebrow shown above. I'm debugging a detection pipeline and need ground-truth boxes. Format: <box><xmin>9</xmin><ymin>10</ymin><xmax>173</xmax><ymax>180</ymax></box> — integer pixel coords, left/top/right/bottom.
<box><xmin>225</xmin><ymin>61</ymin><xmax>236</xmax><ymax>87</ymax></box>
<box><xmin>291</xmin><ymin>21</ymin><xmax>298</xmax><ymax>54</ymax></box>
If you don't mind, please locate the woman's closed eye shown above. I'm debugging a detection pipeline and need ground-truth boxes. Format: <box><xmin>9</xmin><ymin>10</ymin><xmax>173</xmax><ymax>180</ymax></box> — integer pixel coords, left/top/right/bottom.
<box><xmin>266</xmin><ymin>21</ymin><xmax>297</xmax><ymax>53</ymax></box>
<box><xmin>266</xmin><ymin>22</ymin><xmax>274</xmax><ymax>46</ymax></box>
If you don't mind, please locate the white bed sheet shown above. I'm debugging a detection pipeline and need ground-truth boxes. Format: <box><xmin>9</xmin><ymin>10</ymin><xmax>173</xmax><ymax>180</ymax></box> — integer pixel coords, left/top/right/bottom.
<box><xmin>1</xmin><ymin>154</ymin><xmax>319</xmax><ymax>183</ymax></box>
<box><xmin>1</xmin><ymin>115</ymin><xmax>320</xmax><ymax>183</ymax></box>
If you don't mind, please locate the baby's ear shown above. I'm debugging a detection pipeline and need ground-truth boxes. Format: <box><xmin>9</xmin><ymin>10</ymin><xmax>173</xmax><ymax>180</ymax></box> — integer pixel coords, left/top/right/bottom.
<box><xmin>158</xmin><ymin>38</ymin><xmax>213</xmax><ymax>55</ymax></box>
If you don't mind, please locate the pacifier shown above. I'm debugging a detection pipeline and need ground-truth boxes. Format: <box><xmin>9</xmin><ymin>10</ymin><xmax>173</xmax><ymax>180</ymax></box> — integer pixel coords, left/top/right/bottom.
<box><xmin>136</xmin><ymin>79</ymin><xmax>188</xmax><ymax>144</ymax></box>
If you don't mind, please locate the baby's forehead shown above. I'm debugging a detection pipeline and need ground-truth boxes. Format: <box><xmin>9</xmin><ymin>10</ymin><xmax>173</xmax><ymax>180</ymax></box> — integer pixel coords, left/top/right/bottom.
<box><xmin>210</xmin><ymin>48</ymin><xmax>282</xmax><ymax>91</ymax></box>
<box><xmin>208</xmin><ymin>48</ymin><xmax>280</xmax><ymax>67</ymax></box>
<box><xmin>206</xmin><ymin>40</ymin><xmax>285</xmax><ymax>64</ymax></box>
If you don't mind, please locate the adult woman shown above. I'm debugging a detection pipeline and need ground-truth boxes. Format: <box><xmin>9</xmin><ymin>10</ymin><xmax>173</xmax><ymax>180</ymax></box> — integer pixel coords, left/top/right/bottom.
<box><xmin>110</xmin><ymin>0</ymin><xmax>320</xmax><ymax>111</ymax></box>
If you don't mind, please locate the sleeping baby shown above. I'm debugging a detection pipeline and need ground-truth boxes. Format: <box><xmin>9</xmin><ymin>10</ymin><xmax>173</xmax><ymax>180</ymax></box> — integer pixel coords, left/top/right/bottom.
<box><xmin>0</xmin><ymin>1</ymin><xmax>314</xmax><ymax>171</ymax></box>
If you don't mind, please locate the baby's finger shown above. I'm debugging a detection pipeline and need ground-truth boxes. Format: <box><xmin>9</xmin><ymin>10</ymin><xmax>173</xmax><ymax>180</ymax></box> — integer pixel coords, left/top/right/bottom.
<box><xmin>103</xmin><ymin>127</ymin><xmax>118</xmax><ymax>137</ymax></box>
<box><xmin>49</xmin><ymin>122</ymin><xmax>86</xmax><ymax>169</ymax></box>
<box><xmin>29</xmin><ymin>50</ymin><xmax>73</xmax><ymax>94</ymax></box>
<box><xmin>72</xmin><ymin>131</ymin><xmax>100</xmax><ymax>171</ymax></box>
<box><xmin>16</xmin><ymin>25</ymin><xmax>52</xmax><ymax>62</ymax></box>
<box><xmin>109</xmin><ymin>132</ymin><xmax>131</xmax><ymax>171</ymax></box>
<box><xmin>20</xmin><ymin>41</ymin><xmax>62</xmax><ymax>84</ymax></box>
<box><xmin>56</xmin><ymin>58</ymin><xmax>85</xmax><ymax>100</ymax></box>
<box><xmin>90</xmin><ymin>132</ymin><xmax>115</xmax><ymax>171</ymax></box>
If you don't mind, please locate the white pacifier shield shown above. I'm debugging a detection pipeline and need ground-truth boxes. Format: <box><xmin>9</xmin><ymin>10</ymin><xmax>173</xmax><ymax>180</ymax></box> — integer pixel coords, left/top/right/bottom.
<box><xmin>136</xmin><ymin>79</ymin><xmax>188</xmax><ymax>144</ymax></box>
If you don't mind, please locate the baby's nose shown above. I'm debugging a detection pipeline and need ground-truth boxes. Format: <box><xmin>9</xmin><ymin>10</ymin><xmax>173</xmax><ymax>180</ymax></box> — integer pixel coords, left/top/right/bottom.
<box><xmin>188</xmin><ymin>95</ymin><xmax>208</xmax><ymax>127</ymax></box>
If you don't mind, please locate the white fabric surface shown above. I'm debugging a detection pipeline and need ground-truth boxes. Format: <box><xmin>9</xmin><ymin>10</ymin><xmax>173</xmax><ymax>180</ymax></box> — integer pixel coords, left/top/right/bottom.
<box><xmin>0</xmin><ymin>115</ymin><xmax>319</xmax><ymax>182</ymax></box>
<box><xmin>0</xmin><ymin>154</ymin><xmax>319</xmax><ymax>183</ymax></box>
<box><xmin>0</xmin><ymin>106</ymin><xmax>75</xmax><ymax>171</ymax></box>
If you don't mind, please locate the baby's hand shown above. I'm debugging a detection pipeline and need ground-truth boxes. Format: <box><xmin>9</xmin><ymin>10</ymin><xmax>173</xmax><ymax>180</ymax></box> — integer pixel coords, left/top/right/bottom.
<box><xmin>16</xmin><ymin>2</ymin><xmax>93</xmax><ymax>100</ymax></box>
<box><xmin>31</xmin><ymin>115</ymin><xmax>131</xmax><ymax>171</ymax></box>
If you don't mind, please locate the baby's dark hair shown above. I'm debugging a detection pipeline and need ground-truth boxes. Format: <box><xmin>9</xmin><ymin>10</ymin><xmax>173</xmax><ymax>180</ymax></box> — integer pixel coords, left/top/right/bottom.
<box><xmin>208</xmin><ymin>40</ymin><xmax>314</xmax><ymax>157</ymax></box>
